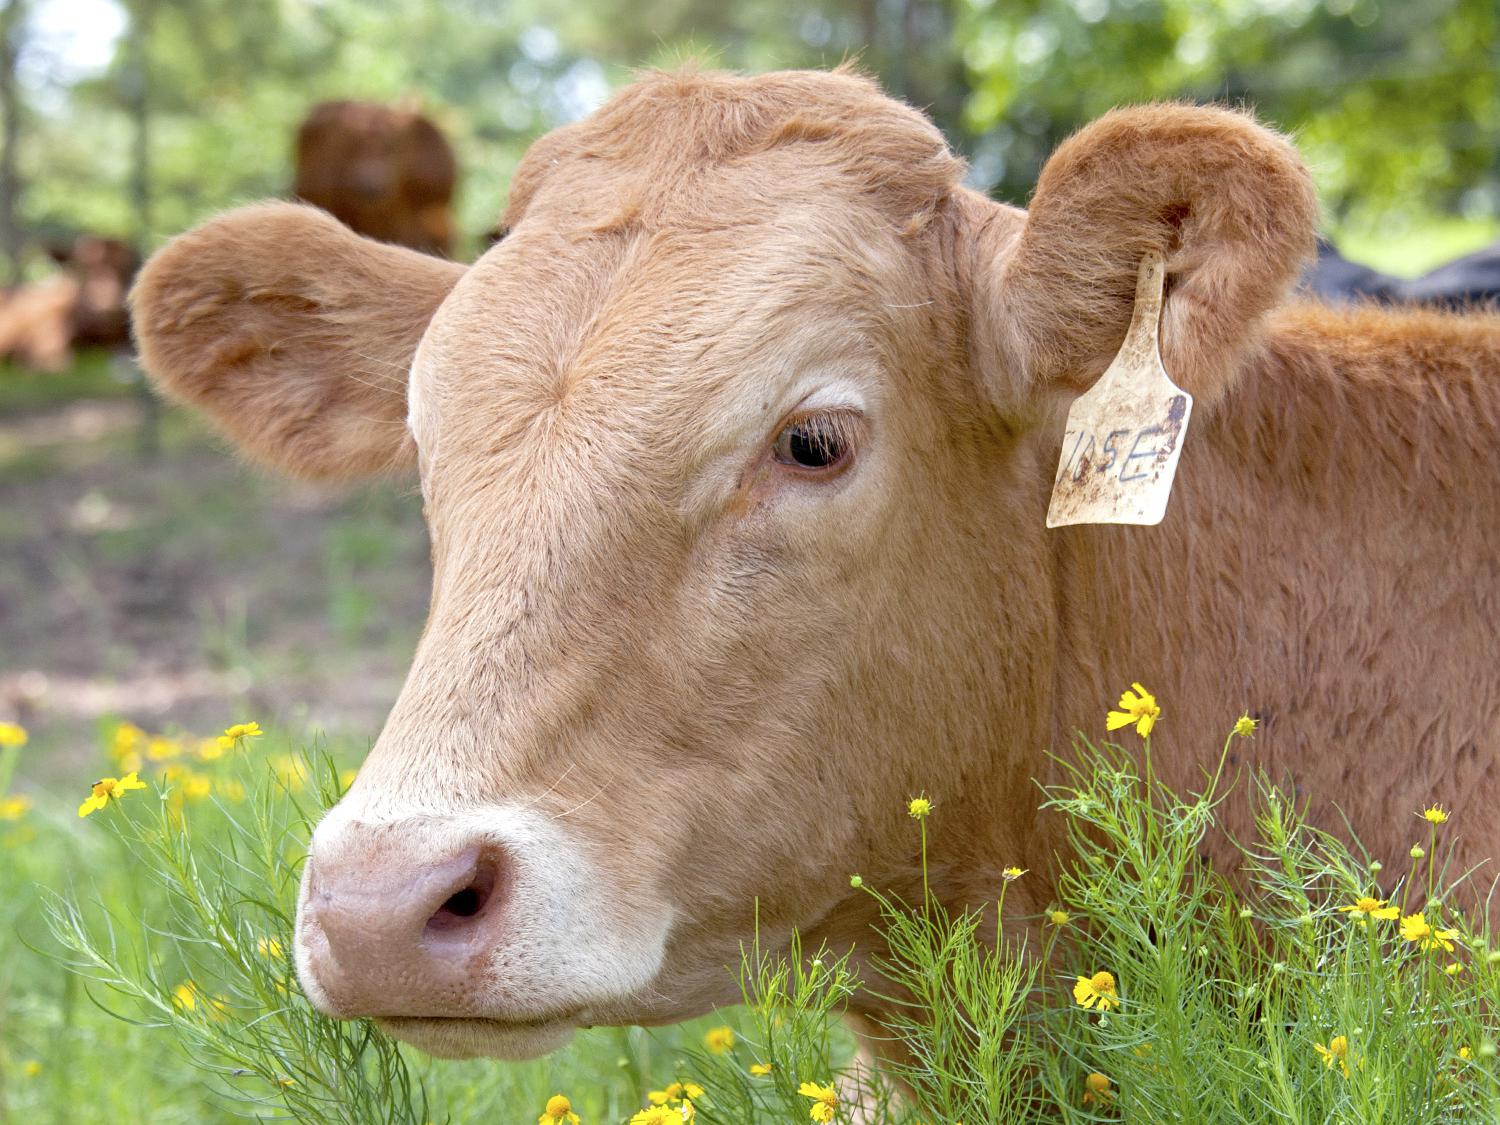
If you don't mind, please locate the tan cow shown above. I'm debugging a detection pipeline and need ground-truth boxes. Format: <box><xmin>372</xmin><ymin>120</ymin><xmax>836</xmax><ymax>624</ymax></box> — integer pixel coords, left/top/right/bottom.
<box><xmin>130</xmin><ymin>67</ymin><xmax>1500</xmax><ymax>1063</ymax></box>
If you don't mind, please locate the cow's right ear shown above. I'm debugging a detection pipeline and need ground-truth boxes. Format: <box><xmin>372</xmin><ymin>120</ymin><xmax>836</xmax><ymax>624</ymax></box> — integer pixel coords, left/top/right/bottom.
<box><xmin>965</xmin><ymin>104</ymin><xmax>1317</xmax><ymax>418</ymax></box>
<box><xmin>131</xmin><ymin>202</ymin><xmax>466</xmax><ymax>479</ymax></box>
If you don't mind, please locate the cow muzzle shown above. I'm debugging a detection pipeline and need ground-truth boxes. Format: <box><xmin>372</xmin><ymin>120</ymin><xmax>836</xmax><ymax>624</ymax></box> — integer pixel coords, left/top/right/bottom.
<box><xmin>299</xmin><ymin>836</ymin><xmax>511</xmax><ymax>1017</ymax></box>
<box><xmin>293</xmin><ymin>802</ymin><xmax>673</xmax><ymax>1058</ymax></box>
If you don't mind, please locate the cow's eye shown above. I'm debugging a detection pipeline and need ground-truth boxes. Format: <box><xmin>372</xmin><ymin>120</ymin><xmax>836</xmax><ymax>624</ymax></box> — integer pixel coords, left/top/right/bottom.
<box><xmin>771</xmin><ymin>411</ymin><xmax>857</xmax><ymax>474</ymax></box>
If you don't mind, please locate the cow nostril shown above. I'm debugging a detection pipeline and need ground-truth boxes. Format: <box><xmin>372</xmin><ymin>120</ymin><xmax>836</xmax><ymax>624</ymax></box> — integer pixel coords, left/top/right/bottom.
<box><xmin>441</xmin><ymin>887</ymin><xmax>483</xmax><ymax>917</ymax></box>
<box><xmin>424</xmin><ymin>849</ymin><xmax>503</xmax><ymax>933</ymax></box>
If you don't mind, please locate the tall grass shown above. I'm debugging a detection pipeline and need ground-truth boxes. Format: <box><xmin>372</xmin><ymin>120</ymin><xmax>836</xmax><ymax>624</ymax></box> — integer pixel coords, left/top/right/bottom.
<box><xmin>20</xmin><ymin>704</ymin><xmax>1500</xmax><ymax>1122</ymax></box>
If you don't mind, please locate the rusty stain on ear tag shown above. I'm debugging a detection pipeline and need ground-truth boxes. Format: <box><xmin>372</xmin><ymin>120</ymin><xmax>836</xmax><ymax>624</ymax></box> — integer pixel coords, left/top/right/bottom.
<box><xmin>1046</xmin><ymin>252</ymin><xmax>1193</xmax><ymax>528</ymax></box>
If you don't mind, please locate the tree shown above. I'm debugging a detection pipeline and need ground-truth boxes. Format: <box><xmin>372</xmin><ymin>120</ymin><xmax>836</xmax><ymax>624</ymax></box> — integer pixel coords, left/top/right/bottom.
<box><xmin>0</xmin><ymin>0</ymin><xmax>26</xmax><ymax>285</ymax></box>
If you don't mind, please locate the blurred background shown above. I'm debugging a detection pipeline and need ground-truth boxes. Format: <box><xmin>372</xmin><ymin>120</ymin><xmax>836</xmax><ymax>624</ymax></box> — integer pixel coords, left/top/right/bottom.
<box><xmin>0</xmin><ymin>0</ymin><xmax>1497</xmax><ymax>778</ymax></box>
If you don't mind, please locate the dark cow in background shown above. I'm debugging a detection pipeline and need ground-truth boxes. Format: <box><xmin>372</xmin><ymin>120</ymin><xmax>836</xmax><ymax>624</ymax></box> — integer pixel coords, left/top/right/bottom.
<box><xmin>293</xmin><ymin>100</ymin><xmax>458</xmax><ymax>258</ymax></box>
<box><xmin>1304</xmin><ymin>236</ymin><xmax>1500</xmax><ymax>309</ymax></box>
<box><xmin>0</xmin><ymin>235</ymin><xmax>138</xmax><ymax>371</ymax></box>
<box><xmin>1300</xmin><ymin>238</ymin><xmax>1401</xmax><ymax>304</ymax></box>
<box><xmin>1401</xmin><ymin>241</ymin><xmax>1500</xmax><ymax>309</ymax></box>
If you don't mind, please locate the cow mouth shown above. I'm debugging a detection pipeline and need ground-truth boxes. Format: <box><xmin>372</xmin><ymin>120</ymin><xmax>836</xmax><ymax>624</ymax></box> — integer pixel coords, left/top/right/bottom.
<box><xmin>376</xmin><ymin>1013</ymin><xmax>582</xmax><ymax>1060</ymax></box>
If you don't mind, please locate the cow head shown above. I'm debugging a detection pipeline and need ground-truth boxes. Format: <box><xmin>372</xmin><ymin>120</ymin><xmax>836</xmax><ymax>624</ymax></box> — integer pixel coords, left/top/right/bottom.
<box><xmin>132</xmin><ymin>68</ymin><xmax>1315</xmax><ymax>1059</ymax></box>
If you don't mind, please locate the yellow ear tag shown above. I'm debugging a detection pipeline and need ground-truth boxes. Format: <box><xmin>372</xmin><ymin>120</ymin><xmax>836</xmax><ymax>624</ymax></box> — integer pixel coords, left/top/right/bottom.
<box><xmin>1046</xmin><ymin>252</ymin><xmax>1192</xmax><ymax>528</ymax></box>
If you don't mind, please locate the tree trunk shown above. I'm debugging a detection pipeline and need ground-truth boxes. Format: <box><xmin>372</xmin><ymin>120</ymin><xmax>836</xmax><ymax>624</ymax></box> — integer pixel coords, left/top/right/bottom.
<box><xmin>0</xmin><ymin>0</ymin><xmax>25</xmax><ymax>287</ymax></box>
<box><xmin>125</xmin><ymin>0</ymin><xmax>159</xmax><ymax>457</ymax></box>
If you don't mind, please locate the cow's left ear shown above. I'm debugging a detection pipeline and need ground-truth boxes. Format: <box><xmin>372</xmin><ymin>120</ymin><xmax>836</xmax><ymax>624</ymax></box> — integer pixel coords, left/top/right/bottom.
<box><xmin>967</xmin><ymin>104</ymin><xmax>1318</xmax><ymax>415</ymax></box>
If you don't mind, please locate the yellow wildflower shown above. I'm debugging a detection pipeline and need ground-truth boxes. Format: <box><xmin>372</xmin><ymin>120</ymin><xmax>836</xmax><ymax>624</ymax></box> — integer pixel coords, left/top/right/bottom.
<box><xmin>649</xmin><ymin>1081</ymin><xmax>704</xmax><ymax>1106</ymax></box>
<box><xmin>749</xmin><ymin>1062</ymin><xmax>773</xmax><ymax>1076</ymax></box>
<box><xmin>1047</xmin><ymin>909</ymin><xmax>1071</xmax><ymax>926</ymax></box>
<box><xmin>0</xmin><ymin>794</ymin><xmax>32</xmax><ymax>820</ymax></box>
<box><xmin>703</xmin><ymin>1025</ymin><xmax>735</xmax><ymax>1054</ymax></box>
<box><xmin>258</xmin><ymin>936</ymin><xmax>283</xmax><ymax>959</ymax></box>
<box><xmin>1232</xmin><ymin>714</ymin><xmax>1257</xmax><ymax>738</ymax></box>
<box><xmin>1314</xmin><ymin>1035</ymin><xmax>1351</xmax><ymax>1078</ymax></box>
<box><xmin>798</xmin><ymin>1081</ymin><xmax>838</xmax><ymax>1123</ymax></box>
<box><xmin>111</xmin><ymin>721</ymin><xmax>146</xmax><ymax>772</ymax></box>
<box><xmin>907</xmin><ymin>795</ymin><xmax>932</xmax><ymax>820</ymax></box>
<box><xmin>271</xmin><ymin>754</ymin><xmax>308</xmax><ymax>791</ymax></box>
<box><xmin>172</xmin><ymin>980</ymin><xmax>226</xmax><ymax>1020</ymax></box>
<box><xmin>628</xmin><ymin>1109</ymin><xmax>684</xmax><ymax>1125</ymax></box>
<box><xmin>539</xmin><ymin>1094</ymin><xmax>581</xmax><ymax>1125</ymax></box>
<box><xmin>1082</xmin><ymin>1071</ymin><xmax>1113</xmax><ymax>1106</ymax></box>
<box><xmin>1106</xmin><ymin>683</ymin><xmax>1160</xmax><ymax>738</ymax></box>
<box><xmin>1421</xmin><ymin>805</ymin><xmax>1450</xmax><ymax>825</ymax></box>
<box><xmin>0</xmin><ymin>722</ymin><xmax>28</xmax><ymax>748</ymax></box>
<box><xmin>77</xmin><ymin>771</ymin><xmax>146</xmax><ymax>817</ymax></box>
<box><xmin>146</xmin><ymin>736</ymin><xmax>182</xmax><ymax>761</ymax></box>
<box><xmin>217</xmin><ymin>721</ymin><xmax>264</xmax><ymax>751</ymax></box>
<box><xmin>195</xmin><ymin>737</ymin><xmax>227</xmax><ymax>762</ymax></box>
<box><xmin>1073</xmin><ymin>970</ymin><xmax>1118</xmax><ymax>1012</ymax></box>
<box><xmin>1339</xmin><ymin>896</ymin><xmax>1400</xmax><ymax>920</ymax></box>
<box><xmin>179</xmin><ymin>772</ymin><xmax>212</xmax><ymax>801</ymax></box>
<box><xmin>1460</xmin><ymin>1046</ymin><xmax>1473</xmax><ymax>1060</ymax></box>
<box><xmin>1002</xmin><ymin>866</ymin><xmax>1027</xmax><ymax>882</ymax></box>
<box><xmin>21</xmin><ymin>1060</ymin><xmax>41</xmax><ymax>1078</ymax></box>
<box><xmin>1445</xmin><ymin>961</ymin><xmax>1465</xmax><ymax>976</ymax></box>
<box><xmin>1401</xmin><ymin>912</ymin><xmax>1460</xmax><ymax>953</ymax></box>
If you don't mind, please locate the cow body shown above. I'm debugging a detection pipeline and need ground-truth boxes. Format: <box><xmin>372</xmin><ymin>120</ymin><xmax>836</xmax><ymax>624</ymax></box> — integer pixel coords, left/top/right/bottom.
<box><xmin>1305</xmin><ymin>236</ymin><xmax>1500</xmax><ymax>309</ymax></box>
<box><xmin>131</xmin><ymin>68</ymin><xmax>1500</xmax><ymax>1061</ymax></box>
<box><xmin>294</xmin><ymin>100</ymin><xmax>457</xmax><ymax>257</ymax></box>
<box><xmin>0</xmin><ymin>235</ymin><xmax>137</xmax><ymax>370</ymax></box>
<box><xmin>1049</xmin><ymin>305</ymin><xmax>1500</xmax><ymax>866</ymax></box>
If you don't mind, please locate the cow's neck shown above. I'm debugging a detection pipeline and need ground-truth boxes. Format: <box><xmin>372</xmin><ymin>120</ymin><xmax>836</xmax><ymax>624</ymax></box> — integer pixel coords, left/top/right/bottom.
<box><xmin>1035</xmin><ymin>302</ymin><xmax>1500</xmax><ymax>878</ymax></box>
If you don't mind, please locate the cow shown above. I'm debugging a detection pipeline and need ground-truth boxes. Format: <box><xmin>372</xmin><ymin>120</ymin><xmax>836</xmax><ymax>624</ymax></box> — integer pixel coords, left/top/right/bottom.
<box><xmin>1299</xmin><ymin>237</ymin><xmax>1401</xmax><ymax>305</ymax></box>
<box><xmin>1400</xmin><ymin>239</ymin><xmax>1500</xmax><ymax>310</ymax></box>
<box><xmin>0</xmin><ymin>235</ymin><xmax>137</xmax><ymax>370</ymax></box>
<box><xmin>293</xmin><ymin>99</ymin><xmax>458</xmax><ymax>258</ymax></box>
<box><xmin>1303</xmin><ymin>236</ymin><xmax>1500</xmax><ymax>309</ymax></box>
<box><xmin>130</xmin><ymin>67</ymin><xmax>1500</xmax><ymax>1066</ymax></box>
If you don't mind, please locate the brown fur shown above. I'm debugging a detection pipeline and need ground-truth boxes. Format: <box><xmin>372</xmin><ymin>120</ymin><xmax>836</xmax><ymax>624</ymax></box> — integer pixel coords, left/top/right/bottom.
<box><xmin>294</xmin><ymin>100</ymin><xmax>458</xmax><ymax>257</ymax></box>
<box><xmin>0</xmin><ymin>235</ymin><xmax>138</xmax><ymax>370</ymax></box>
<box><xmin>132</xmin><ymin>68</ymin><xmax>1500</xmax><ymax>1049</ymax></box>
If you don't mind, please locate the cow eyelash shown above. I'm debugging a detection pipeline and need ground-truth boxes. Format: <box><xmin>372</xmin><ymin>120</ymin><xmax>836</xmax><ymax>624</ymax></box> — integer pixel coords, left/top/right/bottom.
<box><xmin>771</xmin><ymin>409</ymin><xmax>860</xmax><ymax>475</ymax></box>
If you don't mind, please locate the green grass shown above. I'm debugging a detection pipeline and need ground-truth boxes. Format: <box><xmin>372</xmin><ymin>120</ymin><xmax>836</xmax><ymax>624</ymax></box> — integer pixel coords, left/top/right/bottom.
<box><xmin>0</xmin><ymin>353</ymin><xmax>136</xmax><ymax>413</ymax></box>
<box><xmin>7</xmin><ymin>710</ymin><xmax>1500</xmax><ymax>1122</ymax></box>
<box><xmin>1332</xmin><ymin>215</ymin><xmax>1500</xmax><ymax>278</ymax></box>
<box><xmin>0</xmin><ymin>723</ymin><xmax>782</xmax><ymax>1124</ymax></box>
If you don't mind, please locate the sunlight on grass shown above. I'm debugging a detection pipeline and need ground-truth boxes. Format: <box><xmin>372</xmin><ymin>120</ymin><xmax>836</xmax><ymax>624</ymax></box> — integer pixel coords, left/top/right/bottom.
<box><xmin>1332</xmin><ymin>214</ymin><xmax>1500</xmax><ymax>277</ymax></box>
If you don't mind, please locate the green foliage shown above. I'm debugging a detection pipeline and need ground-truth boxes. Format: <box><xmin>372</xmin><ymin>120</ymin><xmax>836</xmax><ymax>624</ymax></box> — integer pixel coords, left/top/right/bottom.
<box><xmin>6</xmin><ymin>0</ymin><xmax>1498</xmax><ymax>273</ymax></box>
<box><xmin>0</xmin><ymin>723</ymin><xmax>765</xmax><ymax>1122</ymax></box>
<box><xmin>20</xmin><ymin>712</ymin><xmax>1500</xmax><ymax>1122</ymax></box>
<box><xmin>957</xmin><ymin>0</ymin><xmax>1500</xmax><ymax>233</ymax></box>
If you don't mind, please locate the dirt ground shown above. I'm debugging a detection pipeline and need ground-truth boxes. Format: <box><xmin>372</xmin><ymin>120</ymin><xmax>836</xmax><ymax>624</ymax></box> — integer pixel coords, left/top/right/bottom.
<box><xmin>0</xmin><ymin>358</ymin><xmax>433</xmax><ymax>785</ymax></box>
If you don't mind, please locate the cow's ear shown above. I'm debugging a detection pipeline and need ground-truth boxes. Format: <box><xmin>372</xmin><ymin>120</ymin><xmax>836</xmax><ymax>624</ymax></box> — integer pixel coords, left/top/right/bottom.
<box><xmin>967</xmin><ymin>104</ymin><xmax>1318</xmax><ymax>416</ymax></box>
<box><xmin>131</xmin><ymin>202</ymin><xmax>465</xmax><ymax>479</ymax></box>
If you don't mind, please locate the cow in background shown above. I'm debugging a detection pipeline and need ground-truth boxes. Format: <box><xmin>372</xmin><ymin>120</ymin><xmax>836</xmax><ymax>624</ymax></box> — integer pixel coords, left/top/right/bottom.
<box><xmin>1304</xmin><ymin>236</ymin><xmax>1500</xmax><ymax>309</ymax></box>
<box><xmin>1300</xmin><ymin>237</ymin><xmax>1401</xmax><ymax>304</ymax></box>
<box><xmin>293</xmin><ymin>100</ymin><xmax>457</xmax><ymax>258</ymax></box>
<box><xmin>0</xmin><ymin>235</ymin><xmax>138</xmax><ymax>371</ymax></box>
<box><xmin>1400</xmin><ymin>240</ymin><xmax>1500</xmax><ymax>310</ymax></box>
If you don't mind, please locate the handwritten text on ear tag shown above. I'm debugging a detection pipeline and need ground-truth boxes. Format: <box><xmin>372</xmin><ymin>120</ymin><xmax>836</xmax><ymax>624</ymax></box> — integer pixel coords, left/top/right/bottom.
<box><xmin>1046</xmin><ymin>252</ymin><xmax>1192</xmax><ymax>528</ymax></box>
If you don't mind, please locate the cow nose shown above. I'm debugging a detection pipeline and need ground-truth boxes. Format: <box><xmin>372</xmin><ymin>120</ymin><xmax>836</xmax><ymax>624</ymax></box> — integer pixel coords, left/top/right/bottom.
<box><xmin>298</xmin><ymin>834</ymin><xmax>512</xmax><ymax>1018</ymax></box>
